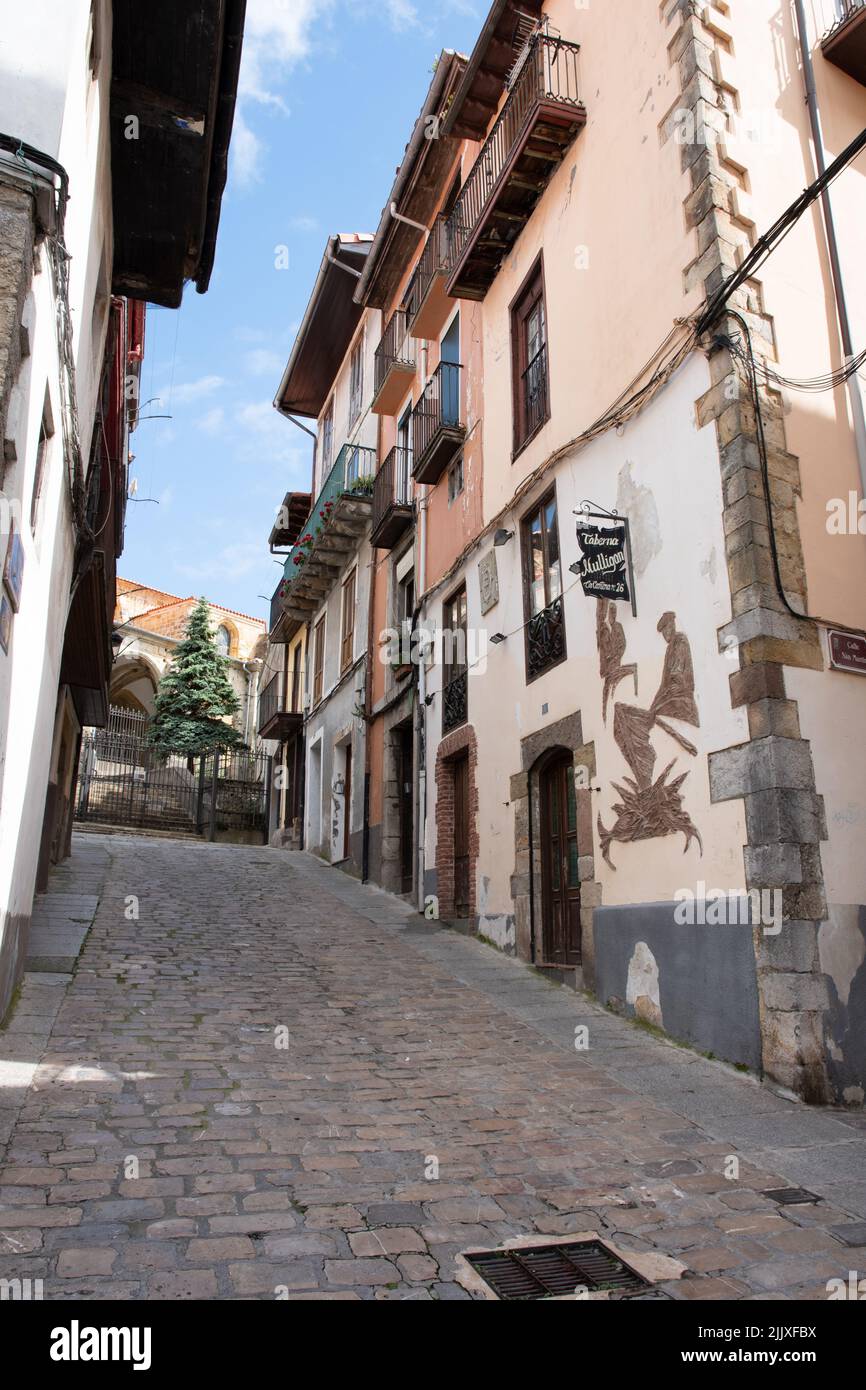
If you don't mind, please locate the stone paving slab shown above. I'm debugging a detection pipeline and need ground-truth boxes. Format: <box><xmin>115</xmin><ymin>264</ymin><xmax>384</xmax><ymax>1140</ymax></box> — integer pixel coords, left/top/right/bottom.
<box><xmin>0</xmin><ymin>833</ymin><xmax>864</xmax><ymax>1301</ymax></box>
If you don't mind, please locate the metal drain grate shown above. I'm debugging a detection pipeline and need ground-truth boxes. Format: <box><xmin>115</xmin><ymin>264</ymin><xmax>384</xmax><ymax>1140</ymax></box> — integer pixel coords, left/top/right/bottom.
<box><xmin>763</xmin><ymin>1187</ymin><xmax>821</xmax><ymax>1206</ymax></box>
<box><xmin>465</xmin><ymin>1241</ymin><xmax>651</xmax><ymax>1301</ymax></box>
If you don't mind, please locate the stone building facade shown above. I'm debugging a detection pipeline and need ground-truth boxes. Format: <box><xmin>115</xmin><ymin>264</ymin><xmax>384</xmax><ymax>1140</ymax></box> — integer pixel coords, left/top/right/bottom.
<box><xmin>265</xmin><ymin>0</ymin><xmax>866</xmax><ymax>1103</ymax></box>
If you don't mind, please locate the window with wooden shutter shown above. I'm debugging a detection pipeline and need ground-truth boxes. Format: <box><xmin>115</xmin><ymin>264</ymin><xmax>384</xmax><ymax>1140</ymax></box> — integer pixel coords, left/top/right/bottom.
<box><xmin>313</xmin><ymin>615</ymin><xmax>326</xmax><ymax>706</ymax></box>
<box><xmin>511</xmin><ymin>256</ymin><xmax>550</xmax><ymax>455</ymax></box>
<box><xmin>340</xmin><ymin>570</ymin><xmax>356</xmax><ymax>673</ymax></box>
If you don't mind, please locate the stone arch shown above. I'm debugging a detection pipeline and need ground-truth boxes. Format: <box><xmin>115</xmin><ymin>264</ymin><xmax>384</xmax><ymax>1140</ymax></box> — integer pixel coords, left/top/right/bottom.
<box><xmin>109</xmin><ymin>654</ymin><xmax>160</xmax><ymax>717</ymax></box>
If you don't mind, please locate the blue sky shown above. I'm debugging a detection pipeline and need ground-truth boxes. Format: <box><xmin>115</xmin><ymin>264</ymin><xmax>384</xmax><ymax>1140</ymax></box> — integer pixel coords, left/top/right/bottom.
<box><xmin>122</xmin><ymin>0</ymin><xmax>484</xmax><ymax>623</ymax></box>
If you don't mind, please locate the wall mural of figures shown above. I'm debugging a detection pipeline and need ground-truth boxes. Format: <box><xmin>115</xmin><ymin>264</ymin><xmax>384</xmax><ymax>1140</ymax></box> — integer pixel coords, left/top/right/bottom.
<box><xmin>597</xmin><ymin>605</ymin><xmax>703</xmax><ymax>868</ymax></box>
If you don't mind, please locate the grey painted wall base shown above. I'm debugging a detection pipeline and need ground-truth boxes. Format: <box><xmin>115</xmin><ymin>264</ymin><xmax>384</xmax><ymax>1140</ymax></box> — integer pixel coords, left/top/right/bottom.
<box><xmin>821</xmin><ymin>904</ymin><xmax>866</xmax><ymax>1105</ymax></box>
<box><xmin>594</xmin><ymin>900</ymin><xmax>762</xmax><ymax>1072</ymax></box>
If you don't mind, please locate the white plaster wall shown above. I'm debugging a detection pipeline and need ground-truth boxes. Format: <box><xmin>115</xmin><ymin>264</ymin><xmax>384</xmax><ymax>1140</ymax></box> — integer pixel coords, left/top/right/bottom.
<box><xmin>423</xmin><ymin>353</ymin><xmax>751</xmax><ymax>919</ymax></box>
<box><xmin>0</xmin><ymin>3</ymin><xmax>112</xmax><ymax>948</ymax></box>
<box><xmin>787</xmin><ymin>656</ymin><xmax>866</xmax><ymax>908</ymax></box>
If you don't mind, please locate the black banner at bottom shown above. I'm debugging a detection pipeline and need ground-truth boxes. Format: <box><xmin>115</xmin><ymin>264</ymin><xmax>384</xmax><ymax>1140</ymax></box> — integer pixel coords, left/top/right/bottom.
<box><xmin>9</xmin><ymin>1295</ymin><xmax>858</xmax><ymax>1376</ymax></box>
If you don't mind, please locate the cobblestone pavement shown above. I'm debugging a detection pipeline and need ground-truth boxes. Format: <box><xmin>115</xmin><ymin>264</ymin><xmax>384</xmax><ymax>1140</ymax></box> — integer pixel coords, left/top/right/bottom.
<box><xmin>1</xmin><ymin>833</ymin><xmax>865</xmax><ymax>1301</ymax></box>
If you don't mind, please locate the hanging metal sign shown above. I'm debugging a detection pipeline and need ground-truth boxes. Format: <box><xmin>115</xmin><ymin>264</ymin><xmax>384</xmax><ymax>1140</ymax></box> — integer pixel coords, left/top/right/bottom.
<box><xmin>570</xmin><ymin>503</ymin><xmax>636</xmax><ymax>616</ymax></box>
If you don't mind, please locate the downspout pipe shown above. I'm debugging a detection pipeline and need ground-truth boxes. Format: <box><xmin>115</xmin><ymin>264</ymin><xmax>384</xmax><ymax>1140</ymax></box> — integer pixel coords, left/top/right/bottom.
<box><xmin>793</xmin><ymin>0</ymin><xmax>866</xmax><ymax>499</ymax></box>
<box><xmin>416</xmin><ymin>341</ymin><xmax>430</xmax><ymax>914</ymax></box>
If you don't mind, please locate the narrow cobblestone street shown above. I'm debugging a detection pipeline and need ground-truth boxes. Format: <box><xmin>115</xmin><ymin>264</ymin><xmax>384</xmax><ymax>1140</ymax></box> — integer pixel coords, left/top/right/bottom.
<box><xmin>1</xmin><ymin>832</ymin><xmax>865</xmax><ymax>1302</ymax></box>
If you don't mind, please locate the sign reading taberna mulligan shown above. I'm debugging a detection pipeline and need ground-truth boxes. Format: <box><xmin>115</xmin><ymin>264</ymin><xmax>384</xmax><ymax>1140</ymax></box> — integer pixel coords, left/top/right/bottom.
<box><xmin>573</xmin><ymin>522</ymin><xmax>631</xmax><ymax>603</ymax></box>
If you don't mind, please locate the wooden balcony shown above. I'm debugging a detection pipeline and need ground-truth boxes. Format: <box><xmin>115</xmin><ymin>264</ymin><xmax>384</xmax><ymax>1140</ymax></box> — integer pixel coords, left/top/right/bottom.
<box><xmin>371</xmin><ymin>447</ymin><xmax>414</xmax><ymax>550</ymax></box>
<box><xmin>258</xmin><ymin>671</ymin><xmax>303</xmax><ymax>742</ymax></box>
<box><xmin>372</xmin><ymin>308</ymin><xmax>416</xmax><ymax>416</ymax></box>
<box><xmin>412</xmin><ymin>362</ymin><xmax>465</xmax><ymax>485</ymax></box>
<box><xmin>822</xmin><ymin>1</ymin><xmax>866</xmax><ymax>83</ymax></box>
<box><xmin>405</xmin><ymin>219</ymin><xmax>453</xmax><ymax>341</ymax></box>
<box><xmin>445</xmin><ymin>34</ymin><xmax>586</xmax><ymax>301</ymax></box>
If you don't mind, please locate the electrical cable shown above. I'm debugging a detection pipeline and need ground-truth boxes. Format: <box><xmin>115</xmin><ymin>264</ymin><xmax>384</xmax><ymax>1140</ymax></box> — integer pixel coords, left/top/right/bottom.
<box><xmin>722</xmin><ymin>312</ymin><xmax>866</xmax><ymax>642</ymax></box>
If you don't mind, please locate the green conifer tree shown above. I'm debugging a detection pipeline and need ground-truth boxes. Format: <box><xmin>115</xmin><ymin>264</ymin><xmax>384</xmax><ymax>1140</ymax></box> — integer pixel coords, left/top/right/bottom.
<box><xmin>147</xmin><ymin>598</ymin><xmax>242</xmax><ymax>756</ymax></box>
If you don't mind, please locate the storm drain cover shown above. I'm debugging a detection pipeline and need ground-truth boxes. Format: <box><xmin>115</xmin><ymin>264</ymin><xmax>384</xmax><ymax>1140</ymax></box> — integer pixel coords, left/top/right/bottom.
<box><xmin>763</xmin><ymin>1187</ymin><xmax>821</xmax><ymax>1206</ymax></box>
<box><xmin>465</xmin><ymin>1241</ymin><xmax>650</xmax><ymax>1301</ymax></box>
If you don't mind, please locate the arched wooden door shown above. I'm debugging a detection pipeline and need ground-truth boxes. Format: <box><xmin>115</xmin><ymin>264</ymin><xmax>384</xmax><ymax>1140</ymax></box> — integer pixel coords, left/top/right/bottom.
<box><xmin>539</xmin><ymin>752</ymin><xmax>581</xmax><ymax>966</ymax></box>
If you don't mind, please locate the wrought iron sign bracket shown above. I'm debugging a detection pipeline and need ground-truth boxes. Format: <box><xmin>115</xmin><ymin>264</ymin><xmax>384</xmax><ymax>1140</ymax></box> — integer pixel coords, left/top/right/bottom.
<box><xmin>571</xmin><ymin>500</ymin><xmax>637</xmax><ymax>617</ymax></box>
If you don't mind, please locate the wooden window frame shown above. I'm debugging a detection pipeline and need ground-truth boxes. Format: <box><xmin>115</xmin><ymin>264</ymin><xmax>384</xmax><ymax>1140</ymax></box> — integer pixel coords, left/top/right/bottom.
<box><xmin>510</xmin><ymin>253</ymin><xmax>550</xmax><ymax>459</ymax></box>
<box><xmin>520</xmin><ymin>488</ymin><xmax>567</xmax><ymax>684</ymax></box>
<box><xmin>312</xmin><ymin>615</ymin><xmax>326</xmax><ymax>708</ymax></box>
<box><xmin>320</xmin><ymin>397</ymin><xmax>334</xmax><ymax>482</ymax></box>
<box><xmin>348</xmin><ymin>333</ymin><xmax>364</xmax><ymax>429</ymax></box>
<box><xmin>443</xmin><ymin>584</ymin><xmax>468</xmax><ymax>686</ymax></box>
<box><xmin>340</xmin><ymin>568</ymin><xmax>356</xmax><ymax>674</ymax></box>
<box><xmin>30</xmin><ymin>392</ymin><xmax>54</xmax><ymax>532</ymax></box>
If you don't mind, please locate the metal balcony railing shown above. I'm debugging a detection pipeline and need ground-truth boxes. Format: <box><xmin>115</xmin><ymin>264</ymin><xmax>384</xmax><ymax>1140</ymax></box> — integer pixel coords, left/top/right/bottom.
<box><xmin>269</xmin><ymin>580</ymin><xmax>285</xmax><ymax>635</ymax></box>
<box><xmin>518</xmin><ymin>344</ymin><xmax>549</xmax><ymax>448</ymax></box>
<box><xmin>527</xmin><ymin>595</ymin><xmax>565</xmax><ymax>680</ymax></box>
<box><xmin>446</xmin><ymin>34</ymin><xmax>582</xmax><ymax>272</ymax></box>
<box><xmin>371</xmin><ymin>447</ymin><xmax>413</xmax><ymax>533</ymax></box>
<box><xmin>412</xmin><ymin>362</ymin><xmax>463</xmax><ymax>475</ymax></box>
<box><xmin>442</xmin><ymin>671</ymin><xmax>468</xmax><ymax>734</ymax></box>
<box><xmin>283</xmin><ymin>443</ymin><xmax>376</xmax><ymax>576</ymax></box>
<box><xmin>825</xmin><ymin>0</ymin><xmax>865</xmax><ymax>31</ymax></box>
<box><xmin>404</xmin><ymin>218</ymin><xmax>451</xmax><ymax>324</ymax></box>
<box><xmin>258</xmin><ymin>673</ymin><xmax>282</xmax><ymax>733</ymax></box>
<box><xmin>373</xmin><ymin>308</ymin><xmax>415</xmax><ymax>399</ymax></box>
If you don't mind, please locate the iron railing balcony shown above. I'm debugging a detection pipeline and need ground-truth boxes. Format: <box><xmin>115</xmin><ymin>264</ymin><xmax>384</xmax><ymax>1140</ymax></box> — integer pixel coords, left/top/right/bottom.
<box><xmin>515</xmin><ymin>344</ymin><xmax>549</xmax><ymax>452</ymax></box>
<box><xmin>442</xmin><ymin>670</ymin><xmax>468</xmax><ymax>734</ymax></box>
<box><xmin>370</xmin><ymin>446</ymin><xmax>414</xmax><ymax>550</ymax></box>
<box><xmin>822</xmin><ymin>0</ymin><xmax>866</xmax><ymax>82</ymax></box>
<box><xmin>275</xmin><ymin>443</ymin><xmax>376</xmax><ymax>636</ymax></box>
<box><xmin>258</xmin><ymin>670</ymin><xmax>304</xmax><ymax>741</ymax></box>
<box><xmin>372</xmin><ymin>308</ymin><xmax>416</xmax><ymax>416</ymax></box>
<box><xmin>404</xmin><ymin>217</ymin><xmax>453</xmax><ymax>341</ymax></box>
<box><xmin>445</xmin><ymin>34</ymin><xmax>586</xmax><ymax>301</ymax></box>
<box><xmin>526</xmin><ymin>594</ymin><xmax>566</xmax><ymax>682</ymax></box>
<box><xmin>269</xmin><ymin>578</ymin><xmax>289</xmax><ymax>641</ymax></box>
<box><xmin>412</xmin><ymin>362</ymin><xmax>465</xmax><ymax>485</ymax></box>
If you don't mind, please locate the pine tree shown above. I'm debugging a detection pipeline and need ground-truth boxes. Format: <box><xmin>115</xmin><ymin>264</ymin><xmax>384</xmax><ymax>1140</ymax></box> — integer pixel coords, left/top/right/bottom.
<box><xmin>147</xmin><ymin>598</ymin><xmax>242</xmax><ymax>756</ymax></box>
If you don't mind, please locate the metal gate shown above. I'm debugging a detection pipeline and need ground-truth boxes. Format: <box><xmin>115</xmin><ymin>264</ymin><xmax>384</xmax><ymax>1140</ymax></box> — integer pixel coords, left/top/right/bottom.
<box><xmin>198</xmin><ymin>748</ymin><xmax>269</xmax><ymax>839</ymax></box>
<box><xmin>74</xmin><ymin>707</ymin><xmax>269</xmax><ymax>839</ymax></box>
<box><xmin>75</xmin><ymin>706</ymin><xmax>200</xmax><ymax>833</ymax></box>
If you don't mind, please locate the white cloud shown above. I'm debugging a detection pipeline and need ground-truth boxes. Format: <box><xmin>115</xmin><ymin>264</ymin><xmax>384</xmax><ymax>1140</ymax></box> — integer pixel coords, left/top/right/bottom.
<box><xmin>240</xmin><ymin>0</ymin><xmax>328</xmax><ymax>108</ymax></box>
<box><xmin>176</xmin><ymin>539</ymin><xmax>269</xmax><ymax>582</ymax></box>
<box><xmin>244</xmin><ymin>348</ymin><xmax>285</xmax><ymax>376</ymax></box>
<box><xmin>384</xmin><ymin>0</ymin><xmax>419</xmax><ymax>30</ymax></box>
<box><xmin>166</xmin><ymin>375</ymin><xmax>225</xmax><ymax>404</ymax></box>
<box><xmin>198</xmin><ymin>407</ymin><xmax>225</xmax><ymax>435</ymax></box>
<box><xmin>237</xmin><ymin>400</ymin><xmax>285</xmax><ymax>436</ymax></box>
<box><xmin>230</xmin><ymin>107</ymin><xmax>265</xmax><ymax>189</ymax></box>
<box><xmin>288</xmin><ymin>215</ymin><xmax>319</xmax><ymax>232</ymax></box>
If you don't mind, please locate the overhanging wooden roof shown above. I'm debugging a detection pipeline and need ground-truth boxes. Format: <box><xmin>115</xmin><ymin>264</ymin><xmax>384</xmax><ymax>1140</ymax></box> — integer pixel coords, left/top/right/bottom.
<box><xmin>443</xmin><ymin>0</ymin><xmax>544</xmax><ymax>141</ymax></box>
<box><xmin>275</xmin><ymin>236</ymin><xmax>372</xmax><ymax>419</ymax></box>
<box><xmin>354</xmin><ymin>51</ymin><xmax>468</xmax><ymax>311</ymax></box>
<box><xmin>110</xmin><ymin>0</ymin><xmax>247</xmax><ymax>308</ymax></box>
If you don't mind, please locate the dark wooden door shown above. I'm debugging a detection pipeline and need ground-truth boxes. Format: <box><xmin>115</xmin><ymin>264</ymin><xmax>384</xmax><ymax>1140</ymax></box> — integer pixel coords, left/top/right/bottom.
<box><xmin>343</xmin><ymin>742</ymin><xmax>352</xmax><ymax>861</ymax></box>
<box><xmin>398</xmin><ymin>725</ymin><xmax>414</xmax><ymax>895</ymax></box>
<box><xmin>539</xmin><ymin>754</ymin><xmax>581</xmax><ymax>965</ymax></box>
<box><xmin>453</xmin><ymin>754</ymin><xmax>470</xmax><ymax>917</ymax></box>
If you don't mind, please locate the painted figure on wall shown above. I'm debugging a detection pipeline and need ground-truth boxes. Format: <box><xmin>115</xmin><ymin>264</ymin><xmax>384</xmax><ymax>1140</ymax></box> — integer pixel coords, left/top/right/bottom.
<box><xmin>596</xmin><ymin>598</ymin><xmax>638</xmax><ymax>724</ymax></box>
<box><xmin>598</xmin><ymin>610</ymin><xmax>702</xmax><ymax>867</ymax></box>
